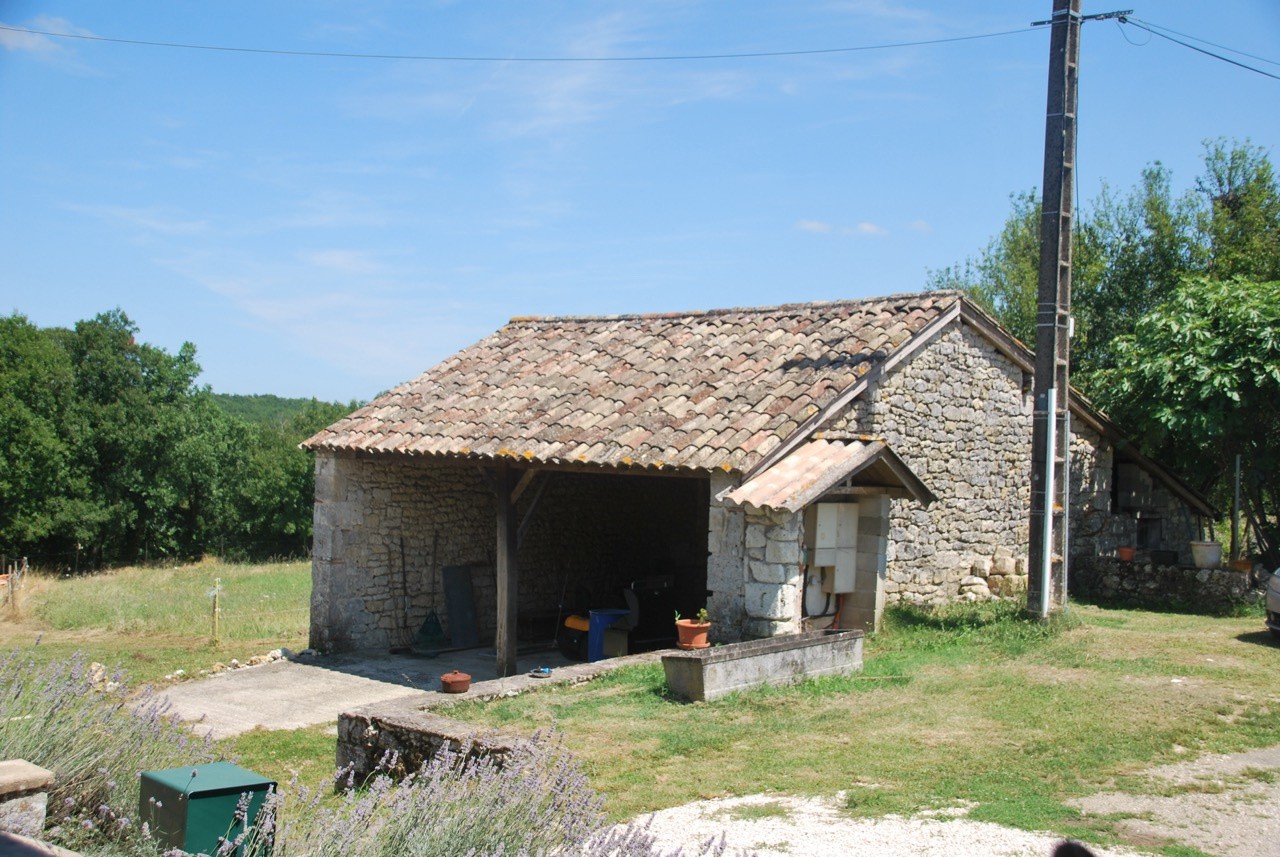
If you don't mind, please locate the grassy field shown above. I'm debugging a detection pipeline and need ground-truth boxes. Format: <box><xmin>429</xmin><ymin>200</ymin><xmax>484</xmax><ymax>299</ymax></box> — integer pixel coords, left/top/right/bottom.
<box><xmin>0</xmin><ymin>559</ymin><xmax>311</xmax><ymax>685</ymax></box>
<box><xmin>4</xmin><ymin>559</ymin><xmax>1278</xmax><ymax>853</ymax></box>
<box><xmin>445</xmin><ymin>600</ymin><xmax>1278</xmax><ymax>849</ymax></box>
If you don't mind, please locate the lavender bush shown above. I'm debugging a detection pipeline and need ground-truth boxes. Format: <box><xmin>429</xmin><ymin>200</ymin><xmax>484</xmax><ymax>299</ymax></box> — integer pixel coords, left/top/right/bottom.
<box><xmin>223</xmin><ymin>736</ymin><xmax>731</xmax><ymax>857</ymax></box>
<box><xmin>0</xmin><ymin>649</ymin><xmax>216</xmax><ymax>850</ymax></box>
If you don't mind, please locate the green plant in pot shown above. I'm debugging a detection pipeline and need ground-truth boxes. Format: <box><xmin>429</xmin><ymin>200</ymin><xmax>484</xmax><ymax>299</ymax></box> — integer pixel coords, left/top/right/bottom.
<box><xmin>675</xmin><ymin>608</ymin><xmax>711</xmax><ymax>650</ymax></box>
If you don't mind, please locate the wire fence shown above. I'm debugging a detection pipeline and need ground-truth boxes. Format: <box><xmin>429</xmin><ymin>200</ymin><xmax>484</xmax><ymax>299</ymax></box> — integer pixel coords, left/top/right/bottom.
<box><xmin>1</xmin><ymin>556</ymin><xmax>29</xmax><ymax>611</ymax></box>
<box><xmin>204</xmin><ymin>577</ymin><xmax>310</xmax><ymax>646</ymax></box>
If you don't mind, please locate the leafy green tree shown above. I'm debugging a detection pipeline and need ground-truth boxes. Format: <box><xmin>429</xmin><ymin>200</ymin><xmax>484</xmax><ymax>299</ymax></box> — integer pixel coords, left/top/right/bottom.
<box><xmin>0</xmin><ymin>314</ymin><xmax>100</xmax><ymax>555</ymax></box>
<box><xmin>1198</xmin><ymin>139</ymin><xmax>1280</xmax><ymax>283</ymax></box>
<box><xmin>1092</xmin><ymin>277</ymin><xmax>1280</xmax><ymax>565</ymax></box>
<box><xmin>0</xmin><ymin>309</ymin><xmax>354</xmax><ymax>567</ymax></box>
<box><xmin>932</xmin><ymin>139</ymin><xmax>1279</xmax><ymax>398</ymax></box>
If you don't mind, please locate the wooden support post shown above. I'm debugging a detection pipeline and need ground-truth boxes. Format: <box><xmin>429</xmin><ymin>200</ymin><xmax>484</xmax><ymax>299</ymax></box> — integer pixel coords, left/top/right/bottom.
<box><xmin>494</xmin><ymin>462</ymin><xmax>519</xmax><ymax>677</ymax></box>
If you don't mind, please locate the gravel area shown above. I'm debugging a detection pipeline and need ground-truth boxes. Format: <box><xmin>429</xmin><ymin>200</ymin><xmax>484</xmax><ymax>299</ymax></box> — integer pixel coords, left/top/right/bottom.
<box><xmin>636</xmin><ymin>793</ymin><xmax>1140</xmax><ymax>857</ymax></box>
<box><xmin>638</xmin><ymin>745</ymin><xmax>1280</xmax><ymax>856</ymax></box>
<box><xmin>1070</xmin><ymin>745</ymin><xmax>1280</xmax><ymax>857</ymax></box>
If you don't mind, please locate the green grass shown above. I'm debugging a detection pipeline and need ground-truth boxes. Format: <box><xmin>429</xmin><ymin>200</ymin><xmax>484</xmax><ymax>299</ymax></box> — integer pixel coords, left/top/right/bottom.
<box><xmin>223</xmin><ymin>723</ymin><xmax>339</xmax><ymax>796</ymax></box>
<box><xmin>5</xmin><ymin>562</ymin><xmax>1276</xmax><ymax>855</ymax></box>
<box><xmin>445</xmin><ymin>599</ymin><xmax>1280</xmax><ymax>852</ymax></box>
<box><xmin>0</xmin><ymin>559</ymin><xmax>310</xmax><ymax>684</ymax></box>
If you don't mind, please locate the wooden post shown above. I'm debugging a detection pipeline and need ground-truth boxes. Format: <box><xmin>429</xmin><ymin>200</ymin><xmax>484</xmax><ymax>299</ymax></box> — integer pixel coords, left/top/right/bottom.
<box><xmin>212</xmin><ymin>577</ymin><xmax>221</xmax><ymax>647</ymax></box>
<box><xmin>494</xmin><ymin>462</ymin><xmax>519</xmax><ymax>677</ymax></box>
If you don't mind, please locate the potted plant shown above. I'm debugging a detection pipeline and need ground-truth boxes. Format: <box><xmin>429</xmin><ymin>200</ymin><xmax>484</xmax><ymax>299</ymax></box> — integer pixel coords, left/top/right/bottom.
<box><xmin>675</xmin><ymin>608</ymin><xmax>711</xmax><ymax>650</ymax></box>
<box><xmin>1116</xmin><ymin>546</ymin><xmax>1136</xmax><ymax>561</ymax></box>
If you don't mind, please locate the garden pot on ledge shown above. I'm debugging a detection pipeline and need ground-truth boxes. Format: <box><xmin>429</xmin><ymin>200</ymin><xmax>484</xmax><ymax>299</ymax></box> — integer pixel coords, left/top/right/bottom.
<box><xmin>1189</xmin><ymin>541</ymin><xmax>1222</xmax><ymax>570</ymax></box>
<box><xmin>440</xmin><ymin>670</ymin><xmax>471</xmax><ymax>693</ymax></box>
<box><xmin>675</xmin><ymin>619</ymin><xmax>711</xmax><ymax>650</ymax></box>
<box><xmin>1116</xmin><ymin>546</ymin><xmax>1136</xmax><ymax>562</ymax></box>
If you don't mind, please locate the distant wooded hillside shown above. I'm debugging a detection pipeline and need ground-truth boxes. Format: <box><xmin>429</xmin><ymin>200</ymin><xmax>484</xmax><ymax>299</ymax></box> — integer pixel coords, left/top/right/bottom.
<box><xmin>214</xmin><ymin>393</ymin><xmax>357</xmax><ymax>426</ymax></box>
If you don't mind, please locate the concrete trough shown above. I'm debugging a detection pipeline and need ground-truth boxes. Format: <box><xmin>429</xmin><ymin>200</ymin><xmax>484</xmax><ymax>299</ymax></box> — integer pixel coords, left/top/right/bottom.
<box><xmin>661</xmin><ymin>628</ymin><xmax>864</xmax><ymax>703</ymax></box>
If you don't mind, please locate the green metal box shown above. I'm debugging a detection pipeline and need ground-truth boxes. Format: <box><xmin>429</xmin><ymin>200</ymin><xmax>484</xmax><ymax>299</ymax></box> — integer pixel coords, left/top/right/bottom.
<box><xmin>139</xmin><ymin>761</ymin><xmax>275</xmax><ymax>856</ymax></box>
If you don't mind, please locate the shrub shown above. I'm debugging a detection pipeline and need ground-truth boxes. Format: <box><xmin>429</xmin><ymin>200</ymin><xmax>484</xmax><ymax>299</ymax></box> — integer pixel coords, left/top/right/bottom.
<box><xmin>0</xmin><ymin>649</ymin><xmax>216</xmax><ymax>849</ymax></box>
<box><xmin>226</xmin><ymin>736</ymin><xmax>729</xmax><ymax>857</ymax></box>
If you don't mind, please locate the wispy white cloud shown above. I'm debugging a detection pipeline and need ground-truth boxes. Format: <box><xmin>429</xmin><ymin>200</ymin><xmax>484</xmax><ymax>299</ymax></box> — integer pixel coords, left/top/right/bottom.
<box><xmin>66</xmin><ymin>203</ymin><xmax>209</xmax><ymax>236</ymax></box>
<box><xmin>0</xmin><ymin>16</ymin><xmax>99</xmax><ymax>72</ymax></box>
<box><xmin>908</xmin><ymin>219</ymin><xmax>932</xmax><ymax>234</ymax></box>
<box><xmin>298</xmin><ymin>248</ymin><xmax>388</xmax><ymax>276</ymax></box>
<box><xmin>796</xmin><ymin>219</ymin><xmax>889</xmax><ymax>237</ymax></box>
<box><xmin>0</xmin><ymin>16</ymin><xmax>82</xmax><ymax>53</ymax></box>
<box><xmin>821</xmin><ymin>0</ymin><xmax>938</xmax><ymax>27</ymax></box>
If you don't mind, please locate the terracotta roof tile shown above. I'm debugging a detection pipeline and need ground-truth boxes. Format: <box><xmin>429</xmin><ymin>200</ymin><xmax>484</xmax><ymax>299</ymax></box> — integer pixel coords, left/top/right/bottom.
<box><xmin>304</xmin><ymin>291</ymin><xmax>959</xmax><ymax>472</ymax></box>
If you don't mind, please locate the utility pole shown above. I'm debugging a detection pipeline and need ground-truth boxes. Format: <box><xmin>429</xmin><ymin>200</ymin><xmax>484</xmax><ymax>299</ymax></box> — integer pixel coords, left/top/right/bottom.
<box><xmin>1027</xmin><ymin>0</ymin><xmax>1081</xmax><ymax>618</ymax></box>
<box><xmin>1026</xmin><ymin>2</ymin><xmax>1129</xmax><ymax>617</ymax></box>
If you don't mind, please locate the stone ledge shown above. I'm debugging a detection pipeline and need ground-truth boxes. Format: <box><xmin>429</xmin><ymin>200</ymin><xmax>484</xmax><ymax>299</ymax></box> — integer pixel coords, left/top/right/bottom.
<box><xmin>0</xmin><ymin>762</ymin><xmax>52</xmax><ymax>799</ymax></box>
<box><xmin>337</xmin><ymin>649</ymin><xmax>667</xmax><ymax>784</ymax></box>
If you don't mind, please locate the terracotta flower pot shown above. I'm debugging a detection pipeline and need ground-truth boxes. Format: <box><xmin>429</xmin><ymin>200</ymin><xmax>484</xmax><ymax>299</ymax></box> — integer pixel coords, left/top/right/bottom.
<box><xmin>1116</xmin><ymin>547</ymin><xmax>1136</xmax><ymax>561</ymax></box>
<box><xmin>675</xmin><ymin>619</ymin><xmax>711</xmax><ymax>650</ymax></box>
<box><xmin>440</xmin><ymin>670</ymin><xmax>471</xmax><ymax>693</ymax></box>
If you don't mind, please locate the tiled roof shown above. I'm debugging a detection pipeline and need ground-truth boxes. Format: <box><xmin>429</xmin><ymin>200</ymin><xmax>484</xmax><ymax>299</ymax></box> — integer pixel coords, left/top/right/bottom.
<box><xmin>720</xmin><ymin>438</ymin><xmax>934</xmax><ymax>512</ymax></box>
<box><xmin>304</xmin><ymin>291</ymin><xmax>961</xmax><ymax>473</ymax></box>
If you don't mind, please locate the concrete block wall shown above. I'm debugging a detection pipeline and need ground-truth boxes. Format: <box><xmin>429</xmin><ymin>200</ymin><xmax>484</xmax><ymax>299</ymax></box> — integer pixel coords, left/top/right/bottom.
<box><xmin>839</xmin><ymin>495</ymin><xmax>890</xmax><ymax>631</ymax></box>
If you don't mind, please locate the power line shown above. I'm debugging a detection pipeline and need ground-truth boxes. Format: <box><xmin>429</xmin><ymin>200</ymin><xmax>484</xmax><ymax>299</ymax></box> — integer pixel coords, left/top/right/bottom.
<box><xmin>1122</xmin><ymin>17</ymin><xmax>1280</xmax><ymax>81</ymax></box>
<box><xmin>1127</xmin><ymin>17</ymin><xmax>1280</xmax><ymax>68</ymax></box>
<box><xmin>0</xmin><ymin>21</ymin><xmax>1037</xmax><ymax>63</ymax></box>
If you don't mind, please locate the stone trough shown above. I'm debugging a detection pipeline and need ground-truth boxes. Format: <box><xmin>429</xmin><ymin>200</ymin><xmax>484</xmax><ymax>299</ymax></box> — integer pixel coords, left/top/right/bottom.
<box><xmin>661</xmin><ymin>628</ymin><xmax>864</xmax><ymax>703</ymax></box>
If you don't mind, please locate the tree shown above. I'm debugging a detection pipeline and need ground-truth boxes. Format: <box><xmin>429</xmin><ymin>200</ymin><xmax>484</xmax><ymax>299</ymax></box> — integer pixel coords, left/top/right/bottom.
<box><xmin>1092</xmin><ymin>277</ymin><xmax>1280</xmax><ymax>565</ymax></box>
<box><xmin>0</xmin><ymin>309</ymin><xmax>354</xmax><ymax>567</ymax></box>
<box><xmin>931</xmin><ymin>140</ymin><xmax>1279</xmax><ymax>396</ymax></box>
<box><xmin>0</xmin><ymin>315</ymin><xmax>100</xmax><ymax>555</ymax></box>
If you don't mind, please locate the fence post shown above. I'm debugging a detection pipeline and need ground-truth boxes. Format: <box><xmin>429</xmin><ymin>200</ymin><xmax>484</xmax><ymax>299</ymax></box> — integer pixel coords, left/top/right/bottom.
<box><xmin>212</xmin><ymin>577</ymin><xmax>221</xmax><ymax>647</ymax></box>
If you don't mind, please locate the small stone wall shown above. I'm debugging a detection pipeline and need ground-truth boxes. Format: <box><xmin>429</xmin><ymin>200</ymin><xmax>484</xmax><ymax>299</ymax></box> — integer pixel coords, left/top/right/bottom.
<box><xmin>337</xmin><ymin>651</ymin><xmax>662</xmax><ymax>784</ymax></box>
<box><xmin>1071</xmin><ymin>556</ymin><xmax>1257</xmax><ymax>613</ymax></box>
<box><xmin>0</xmin><ymin>759</ymin><xmax>53</xmax><ymax>839</ymax></box>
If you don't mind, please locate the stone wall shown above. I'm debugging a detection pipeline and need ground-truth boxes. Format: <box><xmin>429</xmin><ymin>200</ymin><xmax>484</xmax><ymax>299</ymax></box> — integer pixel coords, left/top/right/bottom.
<box><xmin>312</xmin><ymin>452</ymin><xmax>709</xmax><ymax>652</ymax></box>
<box><xmin>1069</xmin><ymin>423</ymin><xmax>1201</xmax><ymax>564</ymax></box>
<box><xmin>706</xmin><ymin>470</ymin><xmax>748</xmax><ymax>641</ymax></box>
<box><xmin>741</xmin><ymin>507</ymin><xmax>803</xmax><ymax>638</ymax></box>
<box><xmin>1072</xmin><ymin>556</ymin><xmax>1256</xmax><ymax>613</ymax></box>
<box><xmin>828</xmin><ymin>322</ymin><xmax>1034</xmax><ymax>605</ymax></box>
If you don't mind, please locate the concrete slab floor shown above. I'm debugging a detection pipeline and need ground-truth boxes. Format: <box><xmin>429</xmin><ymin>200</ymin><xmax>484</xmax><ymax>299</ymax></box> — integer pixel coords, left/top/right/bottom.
<box><xmin>159</xmin><ymin>645</ymin><xmax>580</xmax><ymax>740</ymax></box>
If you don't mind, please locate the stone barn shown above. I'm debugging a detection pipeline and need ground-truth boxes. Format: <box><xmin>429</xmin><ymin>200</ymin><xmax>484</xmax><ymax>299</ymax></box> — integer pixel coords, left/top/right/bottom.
<box><xmin>303</xmin><ymin>291</ymin><xmax>1213</xmax><ymax>672</ymax></box>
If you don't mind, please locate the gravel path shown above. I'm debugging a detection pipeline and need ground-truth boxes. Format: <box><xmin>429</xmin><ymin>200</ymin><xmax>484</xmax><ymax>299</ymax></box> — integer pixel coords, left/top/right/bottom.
<box><xmin>637</xmin><ymin>793</ymin><xmax>1139</xmax><ymax>857</ymax></box>
<box><xmin>638</xmin><ymin>745</ymin><xmax>1280</xmax><ymax>856</ymax></box>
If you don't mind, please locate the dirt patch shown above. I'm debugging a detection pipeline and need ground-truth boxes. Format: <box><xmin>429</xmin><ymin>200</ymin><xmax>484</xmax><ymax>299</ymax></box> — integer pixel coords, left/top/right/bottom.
<box><xmin>1070</xmin><ymin>745</ymin><xmax>1280</xmax><ymax>857</ymax></box>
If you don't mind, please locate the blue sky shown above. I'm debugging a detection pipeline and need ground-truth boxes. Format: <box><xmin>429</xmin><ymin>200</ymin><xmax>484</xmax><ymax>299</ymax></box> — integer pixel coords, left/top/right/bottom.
<box><xmin>1</xmin><ymin>2</ymin><xmax>1276</xmax><ymax>402</ymax></box>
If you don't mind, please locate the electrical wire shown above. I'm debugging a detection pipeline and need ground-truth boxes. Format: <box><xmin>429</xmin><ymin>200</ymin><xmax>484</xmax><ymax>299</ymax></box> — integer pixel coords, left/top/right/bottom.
<box><xmin>1120</xmin><ymin>17</ymin><xmax>1280</xmax><ymax>81</ymax></box>
<box><xmin>0</xmin><ymin>21</ymin><xmax>1037</xmax><ymax>63</ymax></box>
<box><xmin>1127</xmin><ymin>17</ymin><xmax>1280</xmax><ymax>68</ymax></box>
